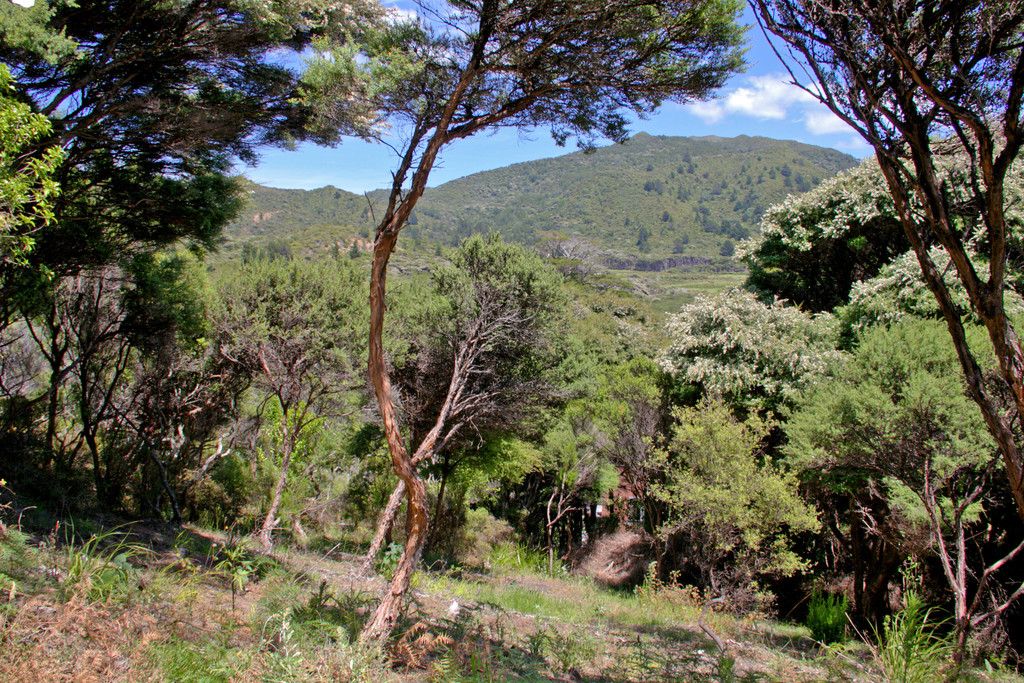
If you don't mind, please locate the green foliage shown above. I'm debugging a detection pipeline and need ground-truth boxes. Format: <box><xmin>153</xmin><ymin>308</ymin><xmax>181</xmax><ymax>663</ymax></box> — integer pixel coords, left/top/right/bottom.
<box><xmin>486</xmin><ymin>541</ymin><xmax>548</xmax><ymax>574</ymax></box>
<box><xmin>60</xmin><ymin>529</ymin><xmax>147</xmax><ymax>603</ymax></box>
<box><xmin>446</xmin><ymin>508</ymin><xmax>515</xmax><ymax>569</ymax></box>
<box><xmin>401</xmin><ymin>234</ymin><xmax>568</xmax><ymax>533</ymax></box>
<box><xmin>227</xmin><ymin>136</ymin><xmax>856</xmax><ymax>263</ymax></box>
<box><xmin>0</xmin><ymin>0</ymin><xmax>387</xmax><ymax>313</ymax></box>
<box><xmin>213</xmin><ymin>540</ymin><xmax>257</xmax><ymax>612</ymax></box>
<box><xmin>0</xmin><ymin>528</ymin><xmax>42</xmax><ymax>595</ymax></box>
<box><xmin>741</xmin><ymin>158</ymin><xmax>908</xmax><ymax>312</ymax></box>
<box><xmin>0</xmin><ymin>64</ymin><xmax>63</xmax><ymax>276</ymax></box>
<box><xmin>191</xmin><ymin>452</ymin><xmax>254</xmax><ymax>529</ymax></box>
<box><xmin>806</xmin><ymin>591</ymin><xmax>849</xmax><ymax>644</ymax></box>
<box><xmin>873</xmin><ymin>592</ymin><xmax>954</xmax><ymax>683</ymax></box>
<box><xmin>785</xmin><ymin>318</ymin><xmax>994</xmax><ymax>527</ymax></box>
<box><xmin>840</xmin><ymin>247</ymin><xmax>1024</xmax><ymax>335</ymax></box>
<box><xmin>376</xmin><ymin>542</ymin><xmax>404</xmax><ymax>580</ymax></box>
<box><xmin>652</xmin><ymin>398</ymin><xmax>819</xmax><ymax>596</ymax></box>
<box><xmin>660</xmin><ymin>288</ymin><xmax>846</xmax><ymax>415</ymax></box>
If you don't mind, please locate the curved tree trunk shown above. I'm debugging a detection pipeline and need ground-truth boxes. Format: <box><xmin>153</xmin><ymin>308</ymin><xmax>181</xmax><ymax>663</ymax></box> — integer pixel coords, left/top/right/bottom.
<box><xmin>361</xmin><ymin>231</ymin><xmax>431</xmax><ymax>643</ymax></box>
<box><xmin>257</xmin><ymin>421</ymin><xmax>293</xmax><ymax>552</ymax></box>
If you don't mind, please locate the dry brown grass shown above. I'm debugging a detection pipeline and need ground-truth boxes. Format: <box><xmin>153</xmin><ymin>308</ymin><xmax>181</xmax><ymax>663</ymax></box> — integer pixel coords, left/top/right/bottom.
<box><xmin>0</xmin><ymin>595</ymin><xmax>164</xmax><ymax>682</ymax></box>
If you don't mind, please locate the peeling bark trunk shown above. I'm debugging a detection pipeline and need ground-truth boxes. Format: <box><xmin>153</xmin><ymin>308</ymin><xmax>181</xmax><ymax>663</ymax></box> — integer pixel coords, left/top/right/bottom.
<box><xmin>257</xmin><ymin>412</ymin><xmax>293</xmax><ymax>552</ymax></box>
<box><xmin>361</xmin><ymin>231</ymin><xmax>431</xmax><ymax>643</ymax></box>
<box><xmin>876</xmin><ymin>154</ymin><xmax>1024</xmax><ymax>520</ymax></box>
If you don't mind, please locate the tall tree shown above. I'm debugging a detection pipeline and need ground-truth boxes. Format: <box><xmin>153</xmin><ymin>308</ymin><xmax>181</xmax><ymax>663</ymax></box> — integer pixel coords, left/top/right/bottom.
<box><xmin>0</xmin><ymin>0</ymin><xmax>383</xmax><ymax>299</ymax></box>
<box><xmin>786</xmin><ymin>318</ymin><xmax>1023</xmax><ymax>663</ymax></box>
<box><xmin>363</xmin><ymin>233</ymin><xmax>565</xmax><ymax>567</ymax></box>
<box><xmin>217</xmin><ymin>256</ymin><xmax>365</xmax><ymax>551</ymax></box>
<box><xmin>742</xmin><ymin>158</ymin><xmax>909</xmax><ymax>313</ymax></box>
<box><xmin>750</xmin><ymin>0</ymin><xmax>1024</xmax><ymax>519</ymax></box>
<box><xmin>307</xmin><ymin>0</ymin><xmax>745</xmax><ymax>640</ymax></box>
<box><xmin>659</xmin><ymin>288</ymin><xmax>846</xmax><ymax>416</ymax></box>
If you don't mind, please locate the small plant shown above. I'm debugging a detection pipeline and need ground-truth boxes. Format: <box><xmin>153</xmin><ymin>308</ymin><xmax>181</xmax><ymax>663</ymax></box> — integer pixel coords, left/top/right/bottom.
<box><xmin>716</xmin><ymin>653</ymin><xmax>737</xmax><ymax>683</ymax></box>
<box><xmin>486</xmin><ymin>541</ymin><xmax>546</xmax><ymax>573</ymax></box>
<box><xmin>213</xmin><ymin>540</ymin><xmax>256</xmax><ymax>613</ymax></box>
<box><xmin>806</xmin><ymin>591</ymin><xmax>849</xmax><ymax>644</ymax></box>
<box><xmin>263</xmin><ymin>608</ymin><xmax>304</xmax><ymax>679</ymax></box>
<box><xmin>376</xmin><ymin>541</ymin><xmax>404</xmax><ymax>579</ymax></box>
<box><xmin>60</xmin><ymin>527</ymin><xmax>145</xmax><ymax>602</ymax></box>
<box><xmin>873</xmin><ymin>592</ymin><xmax>954</xmax><ymax>683</ymax></box>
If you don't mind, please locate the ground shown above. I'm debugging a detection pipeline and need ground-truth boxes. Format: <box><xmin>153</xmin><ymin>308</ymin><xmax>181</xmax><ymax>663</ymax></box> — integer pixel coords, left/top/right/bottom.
<box><xmin>0</xmin><ymin>523</ymin><xmax>1019</xmax><ymax>682</ymax></box>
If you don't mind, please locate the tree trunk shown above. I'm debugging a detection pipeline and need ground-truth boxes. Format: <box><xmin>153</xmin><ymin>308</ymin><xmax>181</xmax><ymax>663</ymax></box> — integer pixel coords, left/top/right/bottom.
<box><xmin>361</xmin><ymin>230</ymin><xmax>431</xmax><ymax>643</ymax></box>
<box><xmin>431</xmin><ymin>458</ymin><xmax>452</xmax><ymax>539</ymax></box>
<box><xmin>363</xmin><ymin>480</ymin><xmax>406</xmax><ymax>571</ymax></box>
<box><xmin>876</xmin><ymin>155</ymin><xmax>1024</xmax><ymax>521</ymax></box>
<box><xmin>257</xmin><ymin>412</ymin><xmax>293</xmax><ymax>552</ymax></box>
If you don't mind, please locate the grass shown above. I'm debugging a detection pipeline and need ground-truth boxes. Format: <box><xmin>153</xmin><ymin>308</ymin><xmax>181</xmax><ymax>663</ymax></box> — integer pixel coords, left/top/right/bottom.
<box><xmin>0</xmin><ymin>521</ymin><xmax>1020</xmax><ymax>682</ymax></box>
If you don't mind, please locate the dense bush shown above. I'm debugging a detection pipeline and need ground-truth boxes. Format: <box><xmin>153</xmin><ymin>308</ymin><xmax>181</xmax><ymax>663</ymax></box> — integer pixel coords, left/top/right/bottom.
<box><xmin>806</xmin><ymin>591</ymin><xmax>849</xmax><ymax>644</ymax></box>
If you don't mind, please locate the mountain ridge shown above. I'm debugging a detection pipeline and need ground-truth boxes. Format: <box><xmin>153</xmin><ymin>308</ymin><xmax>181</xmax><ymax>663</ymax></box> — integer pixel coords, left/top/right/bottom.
<box><xmin>224</xmin><ymin>134</ymin><xmax>858</xmax><ymax>265</ymax></box>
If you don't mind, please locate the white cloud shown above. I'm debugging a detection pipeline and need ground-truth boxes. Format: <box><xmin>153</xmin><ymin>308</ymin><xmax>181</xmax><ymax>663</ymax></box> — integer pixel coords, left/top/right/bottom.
<box><xmin>724</xmin><ymin>75</ymin><xmax>816</xmax><ymax>118</ymax></box>
<box><xmin>689</xmin><ymin>101</ymin><xmax>726</xmax><ymax>124</ymax></box>
<box><xmin>685</xmin><ymin>73</ymin><xmax>870</xmax><ymax>141</ymax></box>
<box><xmin>9</xmin><ymin>0</ymin><xmax>35</xmax><ymax>6</ymax></box>
<box><xmin>690</xmin><ymin>74</ymin><xmax>816</xmax><ymax>123</ymax></box>
<box><xmin>834</xmin><ymin>135</ymin><xmax>872</xmax><ymax>154</ymax></box>
<box><xmin>803</xmin><ymin>108</ymin><xmax>853</xmax><ymax>135</ymax></box>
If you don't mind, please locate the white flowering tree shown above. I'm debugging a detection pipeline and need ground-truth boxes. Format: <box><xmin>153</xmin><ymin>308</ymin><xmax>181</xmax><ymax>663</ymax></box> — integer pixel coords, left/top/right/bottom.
<box><xmin>659</xmin><ymin>288</ymin><xmax>846</xmax><ymax>416</ymax></box>
<box><xmin>842</xmin><ymin>248</ymin><xmax>1024</xmax><ymax>335</ymax></box>
<box><xmin>751</xmin><ymin>0</ymin><xmax>1024</xmax><ymax>521</ymax></box>
<box><xmin>741</xmin><ymin>159</ymin><xmax>906</xmax><ymax>313</ymax></box>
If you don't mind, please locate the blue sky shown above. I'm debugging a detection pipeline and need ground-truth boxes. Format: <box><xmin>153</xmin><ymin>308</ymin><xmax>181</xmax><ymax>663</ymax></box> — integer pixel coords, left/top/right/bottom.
<box><xmin>239</xmin><ymin>5</ymin><xmax>872</xmax><ymax>194</ymax></box>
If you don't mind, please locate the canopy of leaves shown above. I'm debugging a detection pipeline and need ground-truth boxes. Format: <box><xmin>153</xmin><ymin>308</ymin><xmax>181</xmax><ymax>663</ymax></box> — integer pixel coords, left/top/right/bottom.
<box><xmin>841</xmin><ymin>248</ymin><xmax>1024</xmax><ymax>336</ymax></box>
<box><xmin>741</xmin><ymin>158</ymin><xmax>908</xmax><ymax>312</ymax></box>
<box><xmin>0</xmin><ymin>64</ymin><xmax>62</xmax><ymax>277</ymax></box>
<box><xmin>308</xmin><ymin>0</ymin><xmax>747</xmax><ymax>153</ymax></box>
<box><xmin>0</xmin><ymin>0</ymin><xmax>384</xmax><ymax>294</ymax></box>
<box><xmin>785</xmin><ymin>318</ymin><xmax>995</xmax><ymax>537</ymax></box>
<box><xmin>659</xmin><ymin>288</ymin><xmax>846</xmax><ymax>415</ymax></box>
<box><xmin>397</xmin><ymin>233</ymin><xmax>566</xmax><ymax>448</ymax></box>
<box><xmin>652</xmin><ymin>398</ymin><xmax>818</xmax><ymax>592</ymax></box>
<box><xmin>216</xmin><ymin>256</ymin><xmax>366</xmax><ymax>412</ymax></box>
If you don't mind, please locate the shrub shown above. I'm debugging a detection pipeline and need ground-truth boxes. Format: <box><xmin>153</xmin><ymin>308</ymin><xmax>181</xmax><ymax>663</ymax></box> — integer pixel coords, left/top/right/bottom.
<box><xmin>873</xmin><ymin>592</ymin><xmax>954</xmax><ymax>683</ymax></box>
<box><xmin>806</xmin><ymin>591</ymin><xmax>849</xmax><ymax>644</ymax></box>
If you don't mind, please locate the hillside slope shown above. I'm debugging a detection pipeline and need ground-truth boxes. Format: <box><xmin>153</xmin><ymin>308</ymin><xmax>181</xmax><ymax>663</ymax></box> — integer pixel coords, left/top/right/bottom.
<box><xmin>225</xmin><ymin>134</ymin><xmax>857</xmax><ymax>265</ymax></box>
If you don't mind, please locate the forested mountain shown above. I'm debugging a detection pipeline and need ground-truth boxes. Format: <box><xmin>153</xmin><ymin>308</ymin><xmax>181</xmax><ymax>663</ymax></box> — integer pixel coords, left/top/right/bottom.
<box><xmin>225</xmin><ymin>134</ymin><xmax>856</xmax><ymax>264</ymax></box>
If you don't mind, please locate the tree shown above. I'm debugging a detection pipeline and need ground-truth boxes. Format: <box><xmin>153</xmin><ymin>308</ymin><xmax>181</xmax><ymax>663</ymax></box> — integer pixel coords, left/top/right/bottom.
<box><xmin>363</xmin><ymin>234</ymin><xmax>565</xmax><ymax>566</ymax></box>
<box><xmin>538</xmin><ymin>407</ymin><xmax>618</xmax><ymax>574</ymax></box>
<box><xmin>0</xmin><ymin>0</ymin><xmax>383</xmax><ymax>301</ymax></box>
<box><xmin>598</xmin><ymin>357</ymin><xmax>667</xmax><ymax>532</ymax></box>
<box><xmin>741</xmin><ymin>158</ymin><xmax>909</xmax><ymax>312</ymax></box>
<box><xmin>307</xmin><ymin>0</ymin><xmax>745</xmax><ymax>640</ymax></box>
<box><xmin>9</xmin><ymin>253</ymin><xmax>214</xmax><ymax>510</ymax></box>
<box><xmin>217</xmin><ymin>256</ymin><xmax>365</xmax><ymax>551</ymax></box>
<box><xmin>750</xmin><ymin>0</ymin><xmax>1024</xmax><ymax>519</ymax></box>
<box><xmin>841</xmin><ymin>247</ymin><xmax>1024</xmax><ymax>337</ymax></box>
<box><xmin>652</xmin><ymin>397</ymin><xmax>818</xmax><ymax>604</ymax></box>
<box><xmin>0</xmin><ymin>63</ymin><xmax>62</xmax><ymax>292</ymax></box>
<box><xmin>785</xmin><ymin>318</ymin><xmax>1024</xmax><ymax>663</ymax></box>
<box><xmin>659</xmin><ymin>288</ymin><xmax>846</xmax><ymax>416</ymax></box>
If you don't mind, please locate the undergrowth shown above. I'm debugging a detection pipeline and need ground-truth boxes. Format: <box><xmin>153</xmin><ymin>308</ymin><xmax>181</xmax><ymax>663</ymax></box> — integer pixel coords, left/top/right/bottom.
<box><xmin>0</xmin><ymin>522</ymin><xmax>1020</xmax><ymax>682</ymax></box>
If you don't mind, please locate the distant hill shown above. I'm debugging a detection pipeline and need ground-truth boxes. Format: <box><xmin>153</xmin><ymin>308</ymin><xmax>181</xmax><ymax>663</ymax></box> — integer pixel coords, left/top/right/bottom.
<box><xmin>224</xmin><ymin>134</ymin><xmax>857</xmax><ymax>265</ymax></box>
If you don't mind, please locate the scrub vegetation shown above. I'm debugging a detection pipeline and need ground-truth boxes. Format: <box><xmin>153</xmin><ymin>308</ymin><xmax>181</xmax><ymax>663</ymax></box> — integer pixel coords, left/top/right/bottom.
<box><xmin>2</xmin><ymin>0</ymin><xmax>1024</xmax><ymax>680</ymax></box>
